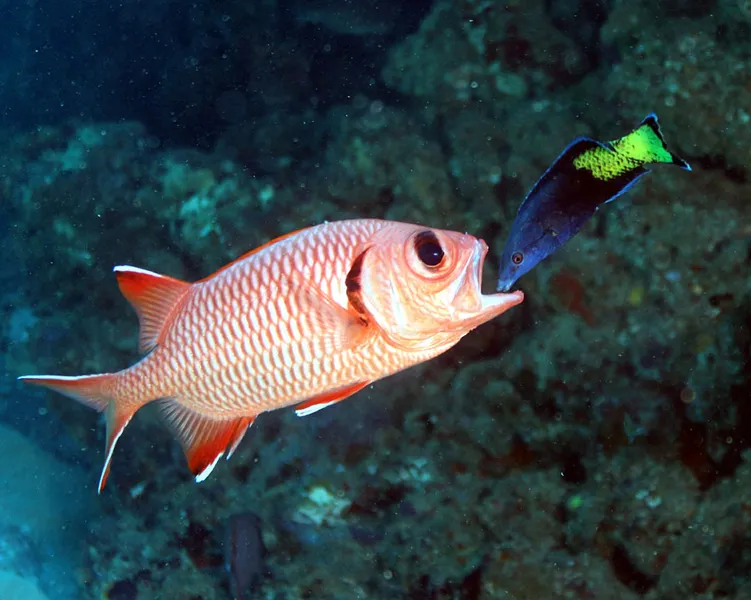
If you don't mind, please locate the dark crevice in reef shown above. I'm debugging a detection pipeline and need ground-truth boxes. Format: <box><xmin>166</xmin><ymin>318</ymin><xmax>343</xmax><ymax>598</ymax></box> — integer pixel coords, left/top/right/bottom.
<box><xmin>609</xmin><ymin>543</ymin><xmax>659</xmax><ymax>595</ymax></box>
<box><xmin>714</xmin><ymin>531</ymin><xmax>751</xmax><ymax>596</ymax></box>
<box><xmin>647</xmin><ymin>382</ymin><xmax>751</xmax><ymax>492</ymax></box>
<box><xmin>546</xmin><ymin>0</ymin><xmax>611</xmax><ymax>68</ymax></box>
<box><xmin>651</xmin><ymin>304</ymin><xmax>751</xmax><ymax>491</ymax></box>
<box><xmin>406</xmin><ymin>560</ymin><xmax>486</xmax><ymax>600</ymax></box>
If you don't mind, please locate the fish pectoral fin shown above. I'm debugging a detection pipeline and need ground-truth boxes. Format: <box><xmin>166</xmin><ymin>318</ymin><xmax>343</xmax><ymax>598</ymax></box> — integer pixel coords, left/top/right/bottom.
<box><xmin>114</xmin><ymin>266</ymin><xmax>192</xmax><ymax>354</ymax></box>
<box><xmin>295</xmin><ymin>381</ymin><xmax>371</xmax><ymax>417</ymax></box>
<box><xmin>158</xmin><ymin>399</ymin><xmax>256</xmax><ymax>482</ymax></box>
<box><xmin>293</xmin><ymin>282</ymin><xmax>372</xmax><ymax>351</ymax></box>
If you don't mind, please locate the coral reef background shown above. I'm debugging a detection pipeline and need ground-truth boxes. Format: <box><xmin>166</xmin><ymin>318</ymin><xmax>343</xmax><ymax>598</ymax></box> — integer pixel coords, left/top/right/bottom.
<box><xmin>1</xmin><ymin>0</ymin><xmax>750</xmax><ymax>598</ymax></box>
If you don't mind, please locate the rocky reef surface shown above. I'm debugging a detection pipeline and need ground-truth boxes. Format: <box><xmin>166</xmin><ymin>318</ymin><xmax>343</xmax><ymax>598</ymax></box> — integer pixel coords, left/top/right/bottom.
<box><xmin>1</xmin><ymin>0</ymin><xmax>750</xmax><ymax>598</ymax></box>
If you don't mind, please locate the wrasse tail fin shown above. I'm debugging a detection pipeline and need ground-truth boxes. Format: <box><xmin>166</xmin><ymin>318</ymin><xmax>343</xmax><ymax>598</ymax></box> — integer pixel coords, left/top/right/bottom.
<box><xmin>17</xmin><ymin>373</ymin><xmax>135</xmax><ymax>494</ymax></box>
<box><xmin>295</xmin><ymin>381</ymin><xmax>371</xmax><ymax>417</ymax></box>
<box><xmin>606</xmin><ymin>113</ymin><xmax>692</xmax><ymax>173</ymax></box>
<box><xmin>159</xmin><ymin>399</ymin><xmax>256</xmax><ymax>482</ymax></box>
<box><xmin>114</xmin><ymin>266</ymin><xmax>192</xmax><ymax>354</ymax></box>
<box><xmin>636</xmin><ymin>113</ymin><xmax>692</xmax><ymax>171</ymax></box>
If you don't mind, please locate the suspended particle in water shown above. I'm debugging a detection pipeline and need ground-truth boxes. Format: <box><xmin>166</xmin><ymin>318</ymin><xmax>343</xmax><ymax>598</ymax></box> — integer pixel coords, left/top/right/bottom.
<box><xmin>680</xmin><ymin>386</ymin><xmax>696</xmax><ymax>404</ymax></box>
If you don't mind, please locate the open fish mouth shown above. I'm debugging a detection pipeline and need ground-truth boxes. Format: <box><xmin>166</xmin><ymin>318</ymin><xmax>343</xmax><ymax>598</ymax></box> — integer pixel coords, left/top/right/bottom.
<box><xmin>447</xmin><ymin>238</ymin><xmax>524</xmax><ymax>322</ymax></box>
<box><xmin>476</xmin><ymin>242</ymin><xmax>525</xmax><ymax>315</ymax></box>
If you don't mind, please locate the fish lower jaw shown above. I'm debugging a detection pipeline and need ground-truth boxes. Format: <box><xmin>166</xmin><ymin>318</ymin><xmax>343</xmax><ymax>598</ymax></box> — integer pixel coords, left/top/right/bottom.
<box><xmin>480</xmin><ymin>290</ymin><xmax>525</xmax><ymax>314</ymax></box>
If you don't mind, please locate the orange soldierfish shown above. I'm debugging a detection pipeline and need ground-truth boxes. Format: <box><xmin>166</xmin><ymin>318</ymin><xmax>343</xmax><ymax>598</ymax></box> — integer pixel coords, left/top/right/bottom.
<box><xmin>19</xmin><ymin>219</ymin><xmax>523</xmax><ymax>492</ymax></box>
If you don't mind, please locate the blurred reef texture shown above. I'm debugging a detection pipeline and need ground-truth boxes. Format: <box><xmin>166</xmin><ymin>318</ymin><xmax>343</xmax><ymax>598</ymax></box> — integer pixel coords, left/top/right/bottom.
<box><xmin>2</xmin><ymin>0</ymin><xmax>751</xmax><ymax>598</ymax></box>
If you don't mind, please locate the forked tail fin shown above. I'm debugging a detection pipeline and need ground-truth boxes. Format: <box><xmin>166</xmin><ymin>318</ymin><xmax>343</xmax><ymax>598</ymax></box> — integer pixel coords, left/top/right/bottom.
<box><xmin>610</xmin><ymin>113</ymin><xmax>691</xmax><ymax>171</ymax></box>
<box><xmin>18</xmin><ymin>373</ymin><xmax>136</xmax><ymax>494</ymax></box>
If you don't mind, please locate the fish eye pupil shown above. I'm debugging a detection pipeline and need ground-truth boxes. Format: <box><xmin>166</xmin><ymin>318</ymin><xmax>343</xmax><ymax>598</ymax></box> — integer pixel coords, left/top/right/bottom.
<box><xmin>414</xmin><ymin>231</ymin><xmax>445</xmax><ymax>268</ymax></box>
<box><xmin>512</xmin><ymin>251</ymin><xmax>524</xmax><ymax>265</ymax></box>
<box><xmin>419</xmin><ymin>243</ymin><xmax>443</xmax><ymax>266</ymax></box>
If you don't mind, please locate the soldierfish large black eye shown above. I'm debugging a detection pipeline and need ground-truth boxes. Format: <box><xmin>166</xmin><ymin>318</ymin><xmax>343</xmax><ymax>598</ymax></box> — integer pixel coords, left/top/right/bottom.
<box><xmin>414</xmin><ymin>230</ymin><xmax>445</xmax><ymax>267</ymax></box>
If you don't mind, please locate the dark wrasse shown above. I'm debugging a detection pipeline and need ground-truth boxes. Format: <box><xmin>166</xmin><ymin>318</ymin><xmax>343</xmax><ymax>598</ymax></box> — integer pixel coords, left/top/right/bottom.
<box><xmin>497</xmin><ymin>114</ymin><xmax>691</xmax><ymax>292</ymax></box>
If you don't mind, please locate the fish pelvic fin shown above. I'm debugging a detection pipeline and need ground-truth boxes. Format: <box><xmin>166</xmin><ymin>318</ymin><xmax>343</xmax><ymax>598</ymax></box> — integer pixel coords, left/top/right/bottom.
<box><xmin>114</xmin><ymin>265</ymin><xmax>192</xmax><ymax>354</ymax></box>
<box><xmin>18</xmin><ymin>372</ymin><xmax>137</xmax><ymax>494</ymax></box>
<box><xmin>295</xmin><ymin>381</ymin><xmax>371</xmax><ymax>417</ymax></box>
<box><xmin>158</xmin><ymin>399</ymin><xmax>256</xmax><ymax>483</ymax></box>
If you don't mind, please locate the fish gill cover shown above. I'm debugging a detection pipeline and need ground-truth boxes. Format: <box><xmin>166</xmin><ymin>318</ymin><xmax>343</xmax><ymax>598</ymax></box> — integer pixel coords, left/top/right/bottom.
<box><xmin>1</xmin><ymin>0</ymin><xmax>751</xmax><ymax>599</ymax></box>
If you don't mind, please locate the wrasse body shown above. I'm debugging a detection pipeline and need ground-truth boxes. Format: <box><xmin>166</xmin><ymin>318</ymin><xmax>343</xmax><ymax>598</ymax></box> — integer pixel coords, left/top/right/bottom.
<box><xmin>20</xmin><ymin>219</ymin><xmax>523</xmax><ymax>492</ymax></box>
<box><xmin>497</xmin><ymin>114</ymin><xmax>691</xmax><ymax>292</ymax></box>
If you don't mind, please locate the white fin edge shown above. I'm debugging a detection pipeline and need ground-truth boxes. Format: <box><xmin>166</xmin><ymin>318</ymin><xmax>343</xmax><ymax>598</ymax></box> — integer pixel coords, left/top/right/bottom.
<box><xmin>19</xmin><ymin>374</ymin><xmax>94</xmax><ymax>382</ymax></box>
<box><xmin>295</xmin><ymin>400</ymin><xmax>339</xmax><ymax>418</ymax></box>
<box><xmin>98</xmin><ymin>415</ymin><xmax>132</xmax><ymax>494</ymax></box>
<box><xmin>113</xmin><ymin>265</ymin><xmax>162</xmax><ymax>276</ymax></box>
<box><xmin>195</xmin><ymin>451</ymin><xmax>224</xmax><ymax>483</ymax></box>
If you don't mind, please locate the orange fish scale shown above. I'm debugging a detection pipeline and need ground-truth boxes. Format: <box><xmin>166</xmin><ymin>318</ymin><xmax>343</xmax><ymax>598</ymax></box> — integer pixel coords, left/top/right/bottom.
<box><xmin>114</xmin><ymin>220</ymin><xmax>397</xmax><ymax>417</ymax></box>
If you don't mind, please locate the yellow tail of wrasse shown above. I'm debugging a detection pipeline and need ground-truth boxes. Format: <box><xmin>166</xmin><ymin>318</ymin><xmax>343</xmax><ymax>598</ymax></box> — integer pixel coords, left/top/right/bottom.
<box><xmin>572</xmin><ymin>113</ymin><xmax>691</xmax><ymax>182</ymax></box>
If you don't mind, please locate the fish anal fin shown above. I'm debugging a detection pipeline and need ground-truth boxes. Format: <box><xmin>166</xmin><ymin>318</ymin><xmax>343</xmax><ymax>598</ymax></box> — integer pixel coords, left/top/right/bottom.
<box><xmin>225</xmin><ymin>414</ymin><xmax>257</xmax><ymax>460</ymax></box>
<box><xmin>295</xmin><ymin>381</ymin><xmax>371</xmax><ymax>417</ymax></box>
<box><xmin>159</xmin><ymin>399</ymin><xmax>255</xmax><ymax>482</ymax></box>
<box><xmin>114</xmin><ymin>266</ymin><xmax>192</xmax><ymax>354</ymax></box>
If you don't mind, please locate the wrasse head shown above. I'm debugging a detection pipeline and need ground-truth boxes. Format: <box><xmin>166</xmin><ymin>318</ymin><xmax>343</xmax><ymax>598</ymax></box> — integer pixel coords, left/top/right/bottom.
<box><xmin>354</xmin><ymin>224</ymin><xmax>524</xmax><ymax>351</ymax></box>
<box><xmin>496</xmin><ymin>217</ymin><xmax>548</xmax><ymax>292</ymax></box>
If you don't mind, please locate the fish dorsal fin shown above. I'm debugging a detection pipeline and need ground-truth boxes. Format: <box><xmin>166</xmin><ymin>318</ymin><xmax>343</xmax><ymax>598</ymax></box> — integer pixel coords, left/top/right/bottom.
<box><xmin>295</xmin><ymin>381</ymin><xmax>371</xmax><ymax>417</ymax></box>
<box><xmin>159</xmin><ymin>399</ymin><xmax>256</xmax><ymax>482</ymax></box>
<box><xmin>114</xmin><ymin>266</ymin><xmax>192</xmax><ymax>354</ymax></box>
